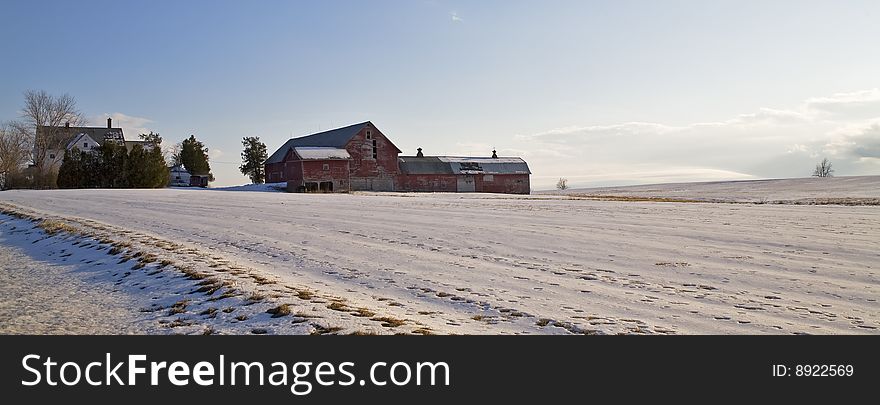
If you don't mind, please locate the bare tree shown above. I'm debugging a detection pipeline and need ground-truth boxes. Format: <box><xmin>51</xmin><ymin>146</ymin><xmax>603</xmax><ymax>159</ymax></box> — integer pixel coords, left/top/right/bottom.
<box><xmin>20</xmin><ymin>90</ymin><xmax>84</xmax><ymax>185</ymax></box>
<box><xmin>166</xmin><ymin>141</ymin><xmax>183</xmax><ymax>167</ymax></box>
<box><xmin>812</xmin><ymin>158</ymin><xmax>834</xmax><ymax>177</ymax></box>
<box><xmin>0</xmin><ymin>121</ymin><xmax>32</xmax><ymax>189</ymax></box>
<box><xmin>556</xmin><ymin>177</ymin><xmax>569</xmax><ymax>190</ymax></box>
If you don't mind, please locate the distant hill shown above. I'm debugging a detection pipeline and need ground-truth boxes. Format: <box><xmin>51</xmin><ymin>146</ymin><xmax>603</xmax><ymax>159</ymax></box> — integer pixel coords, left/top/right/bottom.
<box><xmin>541</xmin><ymin>175</ymin><xmax>880</xmax><ymax>204</ymax></box>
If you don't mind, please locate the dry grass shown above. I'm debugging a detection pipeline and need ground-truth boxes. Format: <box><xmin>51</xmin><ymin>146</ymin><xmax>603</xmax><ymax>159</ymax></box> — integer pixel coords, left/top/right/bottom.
<box><xmin>207</xmin><ymin>289</ymin><xmax>240</xmax><ymax>302</ymax></box>
<box><xmin>353</xmin><ymin>307</ymin><xmax>376</xmax><ymax>317</ymax></box>
<box><xmin>266</xmin><ymin>304</ymin><xmax>292</xmax><ymax>318</ymax></box>
<box><xmin>168</xmin><ymin>299</ymin><xmax>190</xmax><ymax>315</ymax></box>
<box><xmin>371</xmin><ymin>316</ymin><xmax>406</xmax><ymax>328</ymax></box>
<box><xmin>243</xmin><ymin>292</ymin><xmax>265</xmax><ymax>304</ymax></box>
<box><xmin>37</xmin><ymin>220</ymin><xmax>78</xmax><ymax>236</ymax></box>
<box><xmin>327</xmin><ymin>301</ymin><xmax>349</xmax><ymax>312</ymax></box>
<box><xmin>295</xmin><ymin>290</ymin><xmax>314</xmax><ymax>300</ymax></box>
<box><xmin>311</xmin><ymin>325</ymin><xmax>344</xmax><ymax>335</ymax></box>
<box><xmin>199</xmin><ymin>307</ymin><xmax>219</xmax><ymax>317</ymax></box>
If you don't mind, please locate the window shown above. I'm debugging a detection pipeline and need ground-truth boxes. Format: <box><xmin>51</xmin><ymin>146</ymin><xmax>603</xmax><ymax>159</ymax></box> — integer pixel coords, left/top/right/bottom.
<box><xmin>372</xmin><ymin>139</ymin><xmax>378</xmax><ymax>159</ymax></box>
<box><xmin>483</xmin><ymin>175</ymin><xmax>494</xmax><ymax>182</ymax></box>
<box><xmin>84</xmin><ymin>142</ymin><xmax>88</xmax><ymax>148</ymax></box>
<box><xmin>49</xmin><ymin>153</ymin><xmax>55</xmax><ymax>159</ymax></box>
<box><xmin>323</xmin><ymin>163</ymin><xmax>330</xmax><ymax>171</ymax></box>
<box><xmin>366</xmin><ymin>130</ymin><xmax>372</xmax><ymax>140</ymax></box>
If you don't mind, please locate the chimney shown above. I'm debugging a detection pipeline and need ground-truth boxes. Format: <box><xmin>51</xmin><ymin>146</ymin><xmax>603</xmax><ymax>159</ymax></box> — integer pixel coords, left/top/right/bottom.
<box><xmin>65</xmin><ymin>122</ymin><xmax>70</xmax><ymax>128</ymax></box>
<box><xmin>492</xmin><ymin>149</ymin><xmax>498</xmax><ymax>158</ymax></box>
<box><xmin>107</xmin><ymin>117</ymin><xmax>112</xmax><ymax>129</ymax></box>
<box><xmin>416</xmin><ymin>147</ymin><xmax>423</xmax><ymax>157</ymax></box>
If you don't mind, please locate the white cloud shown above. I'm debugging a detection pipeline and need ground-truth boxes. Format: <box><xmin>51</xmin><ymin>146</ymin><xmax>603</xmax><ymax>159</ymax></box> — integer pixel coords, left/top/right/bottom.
<box><xmin>518</xmin><ymin>89</ymin><xmax>880</xmax><ymax>190</ymax></box>
<box><xmin>450</xmin><ymin>11</ymin><xmax>463</xmax><ymax>22</ymax></box>
<box><xmin>804</xmin><ymin>88</ymin><xmax>880</xmax><ymax>120</ymax></box>
<box><xmin>822</xmin><ymin>122</ymin><xmax>880</xmax><ymax>159</ymax></box>
<box><xmin>91</xmin><ymin>112</ymin><xmax>154</xmax><ymax>139</ymax></box>
<box><xmin>210</xmin><ymin>148</ymin><xmax>224</xmax><ymax>160</ymax></box>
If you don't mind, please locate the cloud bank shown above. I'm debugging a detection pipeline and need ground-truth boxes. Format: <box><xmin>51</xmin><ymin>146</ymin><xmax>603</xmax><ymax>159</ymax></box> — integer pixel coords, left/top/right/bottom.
<box><xmin>517</xmin><ymin>89</ymin><xmax>880</xmax><ymax>190</ymax></box>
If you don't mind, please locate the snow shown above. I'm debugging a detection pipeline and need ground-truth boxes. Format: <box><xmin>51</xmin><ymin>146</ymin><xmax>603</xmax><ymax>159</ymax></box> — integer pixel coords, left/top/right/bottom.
<box><xmin>545</xmin><ymin>176</ymin><xmax>880</xmax><ymax>204</ymax></box>
<box><xmin>1</xmin><ymin>180</ymin><xmax>878</xmax><ymax>334</ymax></box>
<box><xmin>294</xmin><ymin>147</ymin><xmax>351</xmax><ymax>160</ymax></box>
<box><xmin>209</xmin><ymin>182</ymin><xmax>287</xmax><ymax>192</ymax></box>
<box><xmin>438</xmin><ymin>157</ymin><xmax>526</xmax><ymax>164</ymax></box>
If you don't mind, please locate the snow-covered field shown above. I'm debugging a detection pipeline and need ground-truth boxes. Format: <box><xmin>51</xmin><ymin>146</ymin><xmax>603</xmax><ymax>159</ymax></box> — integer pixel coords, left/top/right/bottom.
<box><xmin>1</xmin><ymin>178</ymin><xmax>878</xmax><ymax>335</ymax></box>
<box><xmin>546</xmin><ymin>175</ymin><xmax>880</xmax><ymax>204</ymax></box>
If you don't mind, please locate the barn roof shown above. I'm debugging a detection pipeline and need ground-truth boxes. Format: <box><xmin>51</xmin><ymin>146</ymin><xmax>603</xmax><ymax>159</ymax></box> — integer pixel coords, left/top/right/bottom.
<box><xmin>294</xmin><ymin>147</ymin><xmax>351</xmax><ymax>160</ymax></box>
<box><xmin>397</xmin><ymin>157</ymin><xmax>456</xmax><ymax>174</ymax></box>
<box><xmin>266</xmin><ymin>122</ymin><xmax>370</xmax><ymax>164</ymax></box>
<box><xmin>399</xmin><ymin>156</ymin><xmax>531</xmax><ymax>175</ymax></box>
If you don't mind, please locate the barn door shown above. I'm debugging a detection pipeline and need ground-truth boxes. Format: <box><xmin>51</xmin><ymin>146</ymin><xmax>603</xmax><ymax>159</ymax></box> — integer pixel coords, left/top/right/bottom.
<box><xmin>457</xmin><ymin>175</ymin><xmax>475</xmax><ymax>192</ymax></box>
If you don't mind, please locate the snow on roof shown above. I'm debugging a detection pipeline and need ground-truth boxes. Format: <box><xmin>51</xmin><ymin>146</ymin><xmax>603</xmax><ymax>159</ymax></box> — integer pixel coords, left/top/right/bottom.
<box><xmin>437</xmin><ymin>156</ymin><xmax>527</xmax><ymax>164</ymax></box>
<box><xmin>293</xmin><ymin>147</ymin><xmax>351</xmax><ymax>160</ymax></box>
<box><xmin>398</xmin><ymin>156</ymin><xmax>531</xmax><ymax>175</ymax></box>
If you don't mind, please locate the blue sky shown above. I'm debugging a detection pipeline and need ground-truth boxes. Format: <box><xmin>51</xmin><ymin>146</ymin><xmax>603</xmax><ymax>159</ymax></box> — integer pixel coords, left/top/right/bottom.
<box><xmin>2</xmin><ymin>0</ymin><xmax>879</xmax><ymax>188</ymax></box>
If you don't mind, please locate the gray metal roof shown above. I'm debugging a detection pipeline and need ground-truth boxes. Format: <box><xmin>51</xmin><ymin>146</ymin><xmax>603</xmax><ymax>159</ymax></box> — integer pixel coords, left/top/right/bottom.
<box><xmin>398</xmin><ymin>157</ymin><xmax>455</xmax><ymax>174</ymax></box>
<box><xmin>265</xmin><ymin>122</ymin><xmax>369</xmax><ymax>164</ymax></box>
<box><xmin>399</xmin><ymin>156</ymin><xmax>531</xmax><ymax>175</ymax></box>
<box><xmin>40</xmin><ymin>125</ymin><xmax>125</xmax><ymax>147</ymax></box>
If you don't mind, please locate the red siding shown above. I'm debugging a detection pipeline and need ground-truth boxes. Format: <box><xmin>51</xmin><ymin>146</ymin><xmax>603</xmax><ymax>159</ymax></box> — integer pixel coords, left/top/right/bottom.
<box><xmin>287</xmin><ymin>159</ymin><xmax>350</xmax><ymax>192</ymax></box>
<box><xmin>474</xmin><ymin>174</ymin><xmax>530</xmax><ymax>194</ymax></box>
<box><xmin>344</xmin><ymin>124</ymin><xmax>400</xmax><ymax>191</ymax></box>
<box><xmin>396</xmin><ymin>173</ymin><xmax>530</xmax><ymax>194</ymax></box>
<box><xmin>396</xmin><ymin>174</ymin><xmax>458</xmax><ymax>192</ymax></box>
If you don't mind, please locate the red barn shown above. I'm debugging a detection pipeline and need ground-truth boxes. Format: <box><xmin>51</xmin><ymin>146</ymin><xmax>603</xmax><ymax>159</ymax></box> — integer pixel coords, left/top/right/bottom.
<box><xmin>265</xmin><ymin>121</ymin><xmax>531</xmax><ymax>194</ymax></box>
<box><xmin>397</xmin><ymin>155</ymin><xmax>531</xmax><ymax>194</ymax></box>
<box><xmin>265</xmin><ymin>121</ymin><xmax>401</xmax><ymax>191</ymax></box>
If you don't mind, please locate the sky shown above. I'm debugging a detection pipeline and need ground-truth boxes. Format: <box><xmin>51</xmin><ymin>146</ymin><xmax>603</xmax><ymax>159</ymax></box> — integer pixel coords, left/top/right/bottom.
<box><xmin>1</xmin><ymin>0</ymin><xmax>879</xmax><ymax>189</ymax></box>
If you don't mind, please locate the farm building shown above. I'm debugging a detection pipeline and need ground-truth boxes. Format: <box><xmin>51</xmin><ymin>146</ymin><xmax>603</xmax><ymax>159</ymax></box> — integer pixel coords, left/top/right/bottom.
<box><xmin>169</xmin><ymin>164</ymin><xmax>209</xmax><ymax>188</ymax></box>
<box><xmin>265</xmin><ymin>121</ymin><xmax>531</xmax><ymax>194</ymax></box>
<box><xmin>265</xmin><ymin>122</ymin><xmax>400</xmax><ymax>191</ymax></box>
<box><xmin>397</xmin><ymin>155</ymin><xmax>531</xmax><ymax>194</ymax></box>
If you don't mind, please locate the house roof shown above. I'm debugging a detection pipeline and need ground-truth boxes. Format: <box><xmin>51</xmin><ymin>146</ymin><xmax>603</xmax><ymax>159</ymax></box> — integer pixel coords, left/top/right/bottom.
<box><xmin>399</xmin><ymin>156</ymin><xmax>531</xmax><ymax>175</ymax></box>
<box><xmin>65</xmin><ymin>133</ymin><xmax>99</xmax><ymax>150</ymax></box>
<box><xmin>124</xmin><ymin>140</ymin><xmax>150</xmax><ymax>152</ymax></box>
<box><xmin>294</xmin><ymin>147</ymin><xmax>351</xmax><ymax>160</ymax></box>
<box><xmin>38</xmin><ymin>125</ymin><xmax>125</xmax><ymax>148</ymax></box>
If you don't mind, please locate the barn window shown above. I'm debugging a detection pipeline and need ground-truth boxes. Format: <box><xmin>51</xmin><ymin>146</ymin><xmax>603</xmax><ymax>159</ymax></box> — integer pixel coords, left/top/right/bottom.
<box><xmin>84</xmin><ymin>142</ymin><xmax>89</xmax><ymax>148</ymax></box>
<box><xmin>366</xmin><ymin>130</ymin><xmax>372</xmax><ymax>140</ymax></box>
<box><xmin>50</xmin><ymin>153</ymin><xmax>56</xmax><ymax>159</ymax></box>
<box><xmin>372</xmin><ymin>139</ymin><xmax>378</xmax><ymax>159</ymax></box>
<box><xmin>323</xmin><ymin>163</ymin><xmax>330</xmax><ymax>171</ymax></box>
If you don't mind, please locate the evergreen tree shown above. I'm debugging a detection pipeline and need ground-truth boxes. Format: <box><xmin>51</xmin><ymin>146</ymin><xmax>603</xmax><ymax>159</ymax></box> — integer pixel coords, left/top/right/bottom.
<box><xmin>239</xmin><ymin>136</ymin><xmax>268</xmax><ymax>184</ymax></box>
<box><xmin>139</xmin><ymin>132</ymin><xmax>171</xmax><ymax>188</ymax></box>
<box><xmin>180</xmin><ymin>135</ymin><xmax>213</xmax><ymax>181</ymax></box>
<box><xmin>96</xmin><ymin>142</ymin><xmax>127</xmax><ymax>188</ymax></box>
<box><xmin>126</xmin><ymin>144</ymin><xmax>148</xmax><ymax>188</ymax></box>
<box><xmin>56</xmin><ymin>149</ymin><xmax>79</xmax><ymax>188</ymax></box>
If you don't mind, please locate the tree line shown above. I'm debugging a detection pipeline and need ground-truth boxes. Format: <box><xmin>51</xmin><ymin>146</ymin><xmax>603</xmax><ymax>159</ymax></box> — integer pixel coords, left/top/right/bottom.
<box><xmin>57</xmin><ymin>133</ymin><xmax>170</xmax><ymax>188</ymax></box>
<box><xmin>0</xmin><ymin>90</ymin><xmax>216</xmax><ymax>189</ymax></box>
